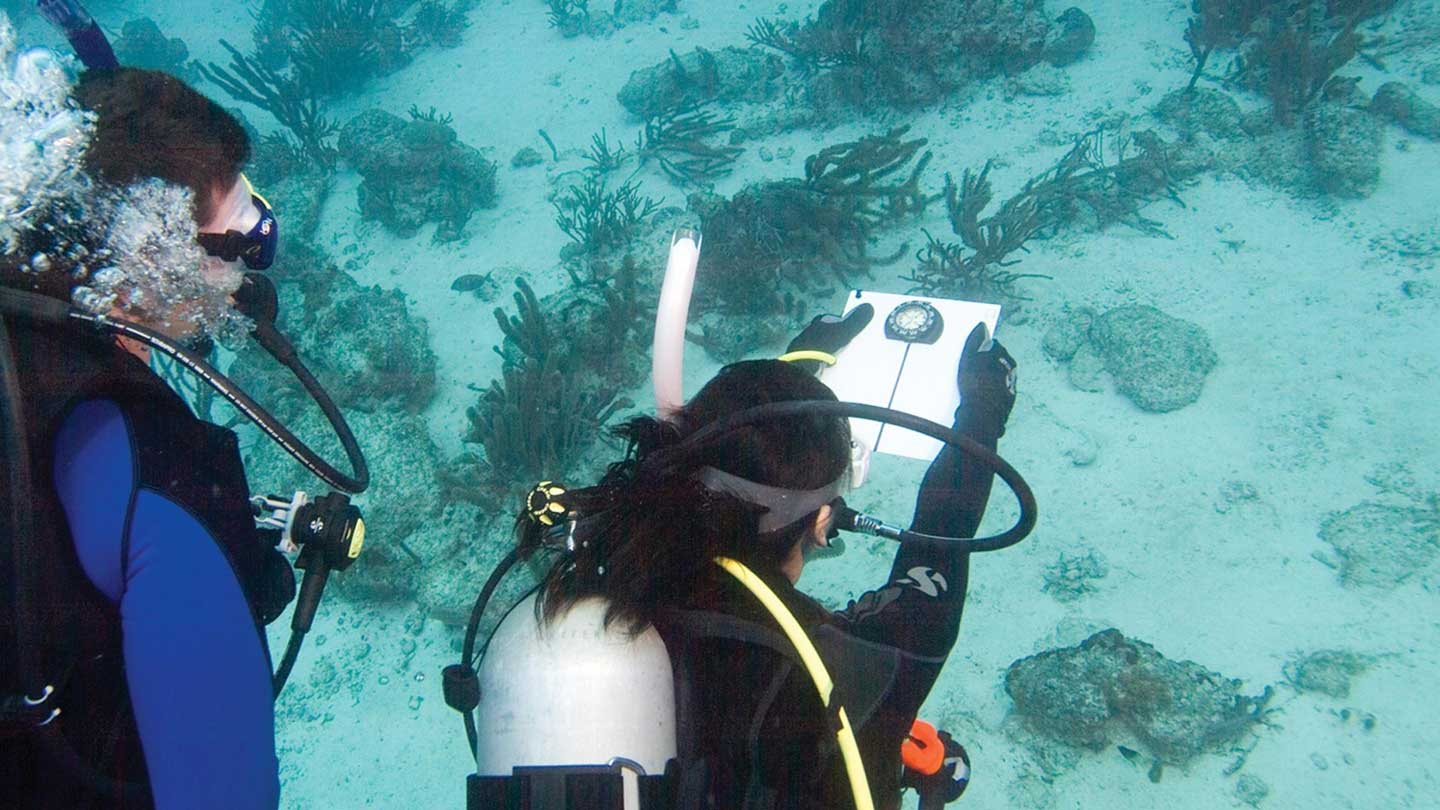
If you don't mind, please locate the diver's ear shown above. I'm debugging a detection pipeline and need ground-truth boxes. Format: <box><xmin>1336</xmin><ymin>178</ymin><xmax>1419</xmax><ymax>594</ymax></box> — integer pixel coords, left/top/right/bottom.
<box><xmin>812</xmin><ymin>503</ymin><xmax>834</xmax><ymax>548</ymax></box>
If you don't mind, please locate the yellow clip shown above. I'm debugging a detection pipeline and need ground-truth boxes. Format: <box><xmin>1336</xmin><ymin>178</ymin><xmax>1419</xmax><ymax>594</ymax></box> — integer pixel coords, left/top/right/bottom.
<box><xmin>776</xmin><ymin>350</ymin><xmax>837</xmax><ymax>366</ymax></box>
<box><xmin>346</xmin><ymin>519</ymin><xmax>366</xmax><ymax>559</ymax></box>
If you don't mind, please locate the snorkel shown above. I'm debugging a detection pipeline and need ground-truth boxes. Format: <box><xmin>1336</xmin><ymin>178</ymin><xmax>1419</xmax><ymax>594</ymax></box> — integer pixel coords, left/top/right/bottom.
<box><xmin>651</xmin><ymin>228</ymin><xmax>700</xmax><ymax>418</ymax></box>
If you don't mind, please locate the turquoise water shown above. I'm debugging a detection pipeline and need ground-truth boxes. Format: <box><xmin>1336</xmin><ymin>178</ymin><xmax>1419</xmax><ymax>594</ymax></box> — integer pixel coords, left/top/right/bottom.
<box><xmin>6</xmin><ymin>1</ymin><xmax>1439</xmax><ymax>807</ymax></box>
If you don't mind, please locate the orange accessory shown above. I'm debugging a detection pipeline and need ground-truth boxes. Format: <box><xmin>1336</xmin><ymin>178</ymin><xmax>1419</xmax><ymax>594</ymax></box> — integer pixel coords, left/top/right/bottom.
<box><xmin>901</xmin><ymin>719</ymin><xmax>944</xmax><ymax>776</ymax></box>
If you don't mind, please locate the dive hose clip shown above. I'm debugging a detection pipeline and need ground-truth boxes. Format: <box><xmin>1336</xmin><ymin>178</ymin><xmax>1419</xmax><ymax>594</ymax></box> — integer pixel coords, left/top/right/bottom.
<box><xmin>442</xmin><ymin>663</ymin><xmax>481</xmax><ymax>714</ymax></box>
<box><xmin>841</xmin><ymin>507</ymin><xmax>903</xmax><ymax>541</ymax></box>
<box><xmin>530</xmin><ymin>481</ymin><xmax>585</xmax><ymax>554</ymax></box>
<box><xmin>252</xmin><ymin>491</ymin><xmax>307</xmax><ymax>553</ymax></box>
<box><xmin>541</xmin><ymin>519</ymin><xmax>581</xmax><ymax>554</ymax></box>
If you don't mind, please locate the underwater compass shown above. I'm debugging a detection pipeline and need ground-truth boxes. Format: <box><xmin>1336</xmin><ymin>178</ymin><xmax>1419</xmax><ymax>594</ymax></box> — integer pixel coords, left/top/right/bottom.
<box><xmin>873</xmin><ymin>300</ymin><xmax>945</xmax><ymax>449</ymax></box>
<box><xmin>884</xmin><ymin>300</ymin><xmax>944</xmax><ymax>344</ymax></box>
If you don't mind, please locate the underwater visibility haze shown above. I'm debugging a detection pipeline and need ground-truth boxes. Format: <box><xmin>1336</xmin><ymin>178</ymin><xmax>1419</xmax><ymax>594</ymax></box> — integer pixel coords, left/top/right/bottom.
<box><xmin>3</xmin><ymin>0</ymin><xmax>1439</xmax><ymax>807</ymax></box>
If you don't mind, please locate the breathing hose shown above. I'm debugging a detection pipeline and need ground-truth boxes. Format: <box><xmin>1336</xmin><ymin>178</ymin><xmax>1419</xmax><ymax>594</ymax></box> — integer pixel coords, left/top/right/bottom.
<box><xmin>651</xmin><ymin>399</ymin><xmax>1037</xmax><ymax>553</ymax></box>
<box><xmin>0</xmin><ymin>283</ymin><xmax>368</xmax><ymax>494</ymax></box>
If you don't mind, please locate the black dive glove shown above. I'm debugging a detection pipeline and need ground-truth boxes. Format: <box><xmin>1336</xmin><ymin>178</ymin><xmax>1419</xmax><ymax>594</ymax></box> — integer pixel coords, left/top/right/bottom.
<box><xmin>901</xmin><ymin>729</ymin><xmax>971</xmax><ymax>808</ymax></box>
<box><xmin>783</xmin><ymin>303</ymin><xmax>874</xmax><ymax>375</ymax></box>
<box><xmin>957</xmin><ymin>322</ymin><xmax>1016</xmax><ymax>437</ymax></box>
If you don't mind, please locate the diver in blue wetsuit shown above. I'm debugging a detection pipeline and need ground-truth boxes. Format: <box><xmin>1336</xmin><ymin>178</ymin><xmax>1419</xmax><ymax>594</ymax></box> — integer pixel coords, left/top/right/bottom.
<box><xmin>2</xmin><ymin>8</ymin><xmax>363</xmax><ymax>807</ymax></box>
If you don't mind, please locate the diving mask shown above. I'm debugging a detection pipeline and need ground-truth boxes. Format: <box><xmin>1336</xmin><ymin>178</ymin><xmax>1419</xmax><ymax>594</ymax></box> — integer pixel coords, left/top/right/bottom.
<box><xmin>196</xmin><ymin>174</ymin><xmax>278</xmax><ymax>271</ymax></box>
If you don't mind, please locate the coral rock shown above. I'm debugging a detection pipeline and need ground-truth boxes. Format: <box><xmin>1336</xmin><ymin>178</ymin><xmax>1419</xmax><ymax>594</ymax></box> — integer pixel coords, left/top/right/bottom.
<box><xmin>1006</xmin><ymin>629</ymin><xmax>1269</xmax><ymax>763</ymax></box>
<box><xmin>1318</xmin><ymin>499</ymin><xmax>1440</xmax><ymax>588</ymax></box>
<box><xmin>1370</xmin><ymin>82</ymin><xmax>1440</xmax><ymax>140</ymax></box>
<box><xmin>618</xmin><ymin>46</ymin><xmax>787</xmax><ymax>120</ymax></box>
<box><xmin>1305</xmin><ymin>99</ymin><xmax>1383</xmax><ymax>198</ymax></box>
<box><xmin>338</xmin><ymin>109</ymin><xmax>498</xmax><ymax>242</ymax></box>
<box><xmin>1089</xmin><ymin>305</ymin><xmax>1217</xmax><ymax>412</ymax></box>
<box><xmin>1044</xmin><ymin>7</ymin><xmax>1096</xmax><ymax>67</ymax></box>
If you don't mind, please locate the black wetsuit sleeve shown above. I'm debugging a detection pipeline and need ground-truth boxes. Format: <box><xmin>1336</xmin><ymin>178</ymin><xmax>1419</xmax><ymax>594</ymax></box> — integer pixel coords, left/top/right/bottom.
<box><xmin>811</xmin><ymin>413</ymin><xmax>1002</xmax><ymax>807</ymax></box>
<box><xmin>833</xmin><ymin>409</ymin><xmax>1003</xmax><ymax>699</ymax></box>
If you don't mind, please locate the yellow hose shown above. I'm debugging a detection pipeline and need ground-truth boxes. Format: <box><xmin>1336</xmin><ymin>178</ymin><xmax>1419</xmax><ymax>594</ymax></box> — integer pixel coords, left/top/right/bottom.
<box><xmin>713</xmin><ymin>556</ymin><xmax>874</xmax><ymax>810</ymax></box>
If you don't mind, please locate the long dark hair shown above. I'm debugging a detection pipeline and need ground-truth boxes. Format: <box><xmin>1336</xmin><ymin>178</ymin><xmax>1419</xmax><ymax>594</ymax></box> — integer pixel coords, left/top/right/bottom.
<box><xmin>516</xmin><ymin>359</ymin><xmax>852</xmax><ymax>634</ymax></box>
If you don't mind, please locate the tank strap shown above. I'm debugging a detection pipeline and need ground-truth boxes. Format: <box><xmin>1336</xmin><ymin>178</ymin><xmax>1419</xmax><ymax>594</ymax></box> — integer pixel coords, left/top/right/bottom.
<box><xmin>467</xmin><ymin>762</ymin><xmax>679</xmax><ymax>809</ymax></box>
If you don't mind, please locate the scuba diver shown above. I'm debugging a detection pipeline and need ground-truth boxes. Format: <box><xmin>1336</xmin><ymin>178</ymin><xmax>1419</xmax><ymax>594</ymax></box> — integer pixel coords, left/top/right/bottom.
<box><xmin>449</xmin><ymin>236</ymin><xmax>1032</xmax><ymax>810</ymax></box>
<box><xmin>3</xmin><ymin>4</ymin><xmax>367</xmax><ymax>808</ymax></box>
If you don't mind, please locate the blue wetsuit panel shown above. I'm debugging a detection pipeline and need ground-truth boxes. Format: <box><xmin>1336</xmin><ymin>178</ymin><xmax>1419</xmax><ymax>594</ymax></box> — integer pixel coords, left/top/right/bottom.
<box><xmin>53</xmin><ymin>400</ymin><xmax>280</xmax><ymax>810</ymax></box>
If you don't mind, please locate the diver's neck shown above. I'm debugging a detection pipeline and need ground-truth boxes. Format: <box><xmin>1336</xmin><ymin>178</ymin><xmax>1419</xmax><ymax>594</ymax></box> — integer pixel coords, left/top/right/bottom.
<box><xmin>115</xmin><ymin>334</ymin><xmax>150</xmax><ymax>363</ymax></box>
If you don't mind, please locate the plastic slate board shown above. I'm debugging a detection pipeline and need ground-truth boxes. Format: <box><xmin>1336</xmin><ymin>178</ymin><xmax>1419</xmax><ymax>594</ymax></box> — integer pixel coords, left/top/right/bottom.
<box><xmin>819</xmin><ymin>290</ymin><xmax>1001</xmax><ymax>460</ymax></box>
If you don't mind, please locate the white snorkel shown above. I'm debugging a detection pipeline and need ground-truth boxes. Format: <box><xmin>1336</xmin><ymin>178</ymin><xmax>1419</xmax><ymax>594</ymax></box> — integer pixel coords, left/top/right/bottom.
<box><xmin>652</xmin><ymin>228</ymin><xmax>701</xmax><ymax>419</ymax></box>
<box><xmin>649</xmin><ymin>227</ymin><xmax>870</xmax><ymax>495</ymax></box>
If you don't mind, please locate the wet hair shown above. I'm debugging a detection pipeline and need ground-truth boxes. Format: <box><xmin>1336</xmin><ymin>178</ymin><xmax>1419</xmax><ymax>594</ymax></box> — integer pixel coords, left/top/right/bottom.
<box><xmin>72</xmin><ymin>68</ymin><xmax>250</xmax><ymax>225</ymax></box>
<box><xmin>2</xmin><ymin>69</ymin><xmax>250</xmax><ymax>299</ymax></box>
<box><xmin>516</xmin><ymin>360</ymin><xmax>852</xmax><ymax>634</ymax></box>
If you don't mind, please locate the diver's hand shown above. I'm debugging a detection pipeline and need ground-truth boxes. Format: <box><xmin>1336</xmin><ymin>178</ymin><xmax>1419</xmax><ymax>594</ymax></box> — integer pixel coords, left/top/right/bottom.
<box><xmin>900</xmin><ymin>728</ymin><xmax>970</xmax><ymax>808</ymax></box>
<box><xmin>783</xmin><ymin>303</ymin><xmax>874</xmax><ymax>375</ymax></box>
<box><xmin>37</xmin><ymin>0</ymin><xmax>94</xmax><ymax>35</ymax></box>
<box><xmin>957</xmin><ymin>322</ymin><xmax>1016</xmax><ymax>436</ymax></box>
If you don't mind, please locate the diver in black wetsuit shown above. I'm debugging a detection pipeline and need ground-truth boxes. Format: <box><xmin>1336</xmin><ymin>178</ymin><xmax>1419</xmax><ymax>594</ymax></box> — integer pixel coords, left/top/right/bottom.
<box><xmin>505</xmin><ymin>314</ymin><xmax>1017</xmax><ymax>810</ymax></box>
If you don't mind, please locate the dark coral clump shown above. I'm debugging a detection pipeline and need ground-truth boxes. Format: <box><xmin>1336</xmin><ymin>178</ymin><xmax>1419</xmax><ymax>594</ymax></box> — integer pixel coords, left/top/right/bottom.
<box><xmin>634</xmin><ymin>103</ymin><xmax>745</xmax><ymax>188</ymax></box>
<box><xmin>251</xmin><ymin>0</ymin><xmax>411</xmax><ymax>97</ymax></box>
<box><xmin>338</xmin><ymin>108</ymin><xmax>498</xmax><ymax>242</ymax></box>
<box><xmin>1185</xmin><ymin>0</ymin><xmax>1393</xmax><ymax>126</ymax></box>
<box><xmin>546</xmin><ymin>0</ymin><xmax>678</xmax><ymax>39</ymax></box>
<box><xmin>201</xmin><ymin>39</ymin><xmax>340</xmax><ymax>168</ymax></box>
<box><xmin>464</xmin><ymin>356</ymin><xmax>627</xmax><ymax>489</ymax></box>
<box><xmin>463</xmin><ymin>278</ymin><xmax>635</xmax><ymax>496</ymax></box>
<box><xmin>553</xmin><ymin>174</ymin><xmax>663</xmax><ymax>259</ymax></box>
<box><xmin>678</xmin><ymin>128</ymin><xmax>932</xmax><ymax>359</ymax></box>
<box><xmin>692</xmin><ymin>127</ymin><xmax>930</xmax><ymax>317</ymax></box>
<box><xmin>1006</xmin><ymin>629</ymin><xmax>1272</xmax><ymax>764</ymax></box>
<box><xmin>905</xmin><ymin>162</ymin><xmax>1048</xmax><ymax>303</ymax></box>
<box><xmin>409</xmin><ymin>1</ymin><xmax>470</xmax><ymax>49</ymax></box>
<box><xmin>908</xmin><ymin>128</ymin><xmax>1192</xmax><ymax>301</ymax></box>
<box><xmin>748</xmin><ymin>0</ymin><xmax>1075</xmax><ymax>111</ymax></box>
